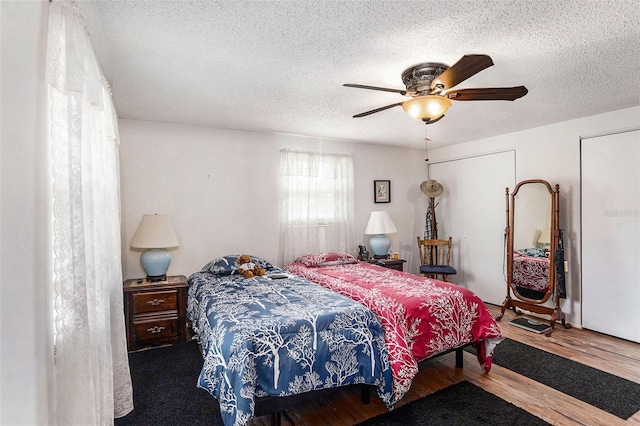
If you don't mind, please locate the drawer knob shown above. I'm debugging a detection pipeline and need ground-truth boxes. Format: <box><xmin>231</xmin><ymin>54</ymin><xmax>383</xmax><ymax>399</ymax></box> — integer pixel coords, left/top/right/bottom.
<box><xmin>146</xmin><ymin>326</ymin><xmax>166</xmax><ymax>334</ymax></box>
<box><xmin>146</xmin><ymin>299</ymin><xmax>165</xmax><ymax>306</ymax></box>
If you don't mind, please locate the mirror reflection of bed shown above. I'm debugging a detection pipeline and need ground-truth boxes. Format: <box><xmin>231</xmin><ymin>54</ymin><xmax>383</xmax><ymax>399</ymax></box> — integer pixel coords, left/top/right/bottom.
<box><xmin>513</xmin><ymin>248</ymin><xmax>550</xmax><ymax>300</ymax></box>
<box><xmin>496</xmin><ymin>179</ymin><xmax>571</xmax><ymax>336</ymax></box>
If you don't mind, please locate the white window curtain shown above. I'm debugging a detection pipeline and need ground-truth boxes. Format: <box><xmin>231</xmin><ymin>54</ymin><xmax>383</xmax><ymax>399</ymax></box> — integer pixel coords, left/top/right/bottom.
<box><xmin>279</xmin><ymin>150</ymin><xmax>356</xmax><ymax>264</ymax></box>
<box><xmin>46</xmin><ymin>1</ymin><xmax>133</xmax><ymax>424</ymax></box>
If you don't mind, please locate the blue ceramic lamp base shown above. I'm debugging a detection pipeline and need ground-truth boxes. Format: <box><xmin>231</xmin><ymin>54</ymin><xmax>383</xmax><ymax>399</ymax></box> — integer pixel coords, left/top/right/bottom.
<box><xmin>141</xmin><ymin>248</ymin><xmax>172</xmax><ymax>281</ymax></box>
<box><xmin>369</xmin><ymin>234</ymin><xmax>390</xmax><ymax>259</ymax></box>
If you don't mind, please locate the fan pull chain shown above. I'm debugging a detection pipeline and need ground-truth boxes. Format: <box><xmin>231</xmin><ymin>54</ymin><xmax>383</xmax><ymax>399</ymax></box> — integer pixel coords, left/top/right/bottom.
<box><xmin>424</xmin><ymin>126</ymin><xmax>431</xmax><ymax>162</ymax></box>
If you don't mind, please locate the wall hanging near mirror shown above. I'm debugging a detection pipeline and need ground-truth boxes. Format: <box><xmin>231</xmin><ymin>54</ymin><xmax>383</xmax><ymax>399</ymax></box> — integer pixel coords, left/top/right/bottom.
<box><xmin>495</xmin><ymin>179</ymin><xmax>571</xmax><ymax>336</ymax></box>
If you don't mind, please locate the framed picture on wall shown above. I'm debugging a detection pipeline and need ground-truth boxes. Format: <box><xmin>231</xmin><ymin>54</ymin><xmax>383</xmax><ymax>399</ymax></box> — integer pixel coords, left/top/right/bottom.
<box><xmin>374</xmin><ymin>180</ymin><xmax>391</xmax><ymax>203</ymax></box>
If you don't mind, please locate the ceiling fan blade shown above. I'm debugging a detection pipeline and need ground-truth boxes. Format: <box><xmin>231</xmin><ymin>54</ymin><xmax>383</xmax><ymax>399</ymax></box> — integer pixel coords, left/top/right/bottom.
<box><xmin>343</xmin><ymin>84</ymin><xmax>407</xmax><ymax>95</ymax></box>
<box><xmin>431</xmin><ymin>54</ymin><xmax>494</xmax><ymax>91</ymax></box>
<box><xmin>446</xmin><ymin>86</ymin><xmax>528</xmax><ymax>101</ymax></box>
<box><xmin>353</xmin><ymin>102</ymin><xmax>404</xmax><ymax>118</ymax></box>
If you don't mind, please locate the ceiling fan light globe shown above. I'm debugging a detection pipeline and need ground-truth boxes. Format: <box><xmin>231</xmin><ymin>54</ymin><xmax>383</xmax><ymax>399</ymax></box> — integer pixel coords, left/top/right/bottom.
<box><xmin>402</xmin><ymin>95</ymin><xmax>452</xmax><ymax>121</ymax></box>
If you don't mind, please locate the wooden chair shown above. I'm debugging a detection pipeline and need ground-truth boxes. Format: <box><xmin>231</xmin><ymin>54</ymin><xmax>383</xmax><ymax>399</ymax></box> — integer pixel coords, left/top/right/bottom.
<box><xmin>416</xmin><ymin>237</ymin><xmax>457</xmax><ymax>282</ymax></box>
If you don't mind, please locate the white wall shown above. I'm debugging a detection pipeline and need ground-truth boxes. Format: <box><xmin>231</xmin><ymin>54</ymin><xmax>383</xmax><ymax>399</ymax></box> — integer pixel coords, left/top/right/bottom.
<box><xmin>427</xmin><ymin>106</ymin><xmax>640</xmax><ymax>327</ymax></box>
<box><xmin>119</xmin><ymin>109</ymin><xmax>640</xmax><ymax>330</ymax></box>
<box><xmin>0</xmin><ymin>1</ymin><xmax>52</xmax><ymax>424</ymax></box>
<box><xmin>118</xmin><ymin>119</ymin><xmax>428</xmax><ymax>280</ymax></box>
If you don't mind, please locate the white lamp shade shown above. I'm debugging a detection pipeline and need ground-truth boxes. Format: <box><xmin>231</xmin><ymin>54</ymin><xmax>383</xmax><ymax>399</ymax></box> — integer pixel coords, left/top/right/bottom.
<box><xmin>130</xmin><ymin>214</ymin><xmax>179</xmax><ymax>249</ymax></box>
<box><xmin>538</xmin><ymin>228</ymin><xmax>551</xmax><ymax>245</ymax></box>
<box><xmin>364</xmin><ymin>211</ymin><xmax>397</xmax><ymax>235</ymax></box>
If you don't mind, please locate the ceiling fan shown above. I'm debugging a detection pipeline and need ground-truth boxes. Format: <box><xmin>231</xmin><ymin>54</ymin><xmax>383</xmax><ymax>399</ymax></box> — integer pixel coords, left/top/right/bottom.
<box><xmin>344</xmin><ymin>54</ymin><xmax>528</xmax><ymax>124</ymax></box>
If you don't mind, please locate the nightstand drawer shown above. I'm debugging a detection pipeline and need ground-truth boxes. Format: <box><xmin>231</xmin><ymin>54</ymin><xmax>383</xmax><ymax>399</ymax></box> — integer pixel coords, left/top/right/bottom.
<box><xmin>384</xmin><ymin>262</ymin><xmax>404</xmax><ymax>271</ymax></box>
<box><xmin>133</xmin><ymin>317</ymin><xmax>179</xmax><ymax>342</ymax></box>
<box><xmin>368</xmin><ymin>259</ymin><xmax>406</xmax><ymax>272</ymax></box>
<box><xmin>132</xmin><ymin>290</ymin><xmax>178</xmax><ymax>314</ymax></box>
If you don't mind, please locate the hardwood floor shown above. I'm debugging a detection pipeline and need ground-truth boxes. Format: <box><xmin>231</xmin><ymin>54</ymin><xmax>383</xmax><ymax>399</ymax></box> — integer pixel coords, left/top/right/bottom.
<box><xmin>248</xmin><ymin>303</ymin><xmax>640</xmax><ymax>426</ymax></box>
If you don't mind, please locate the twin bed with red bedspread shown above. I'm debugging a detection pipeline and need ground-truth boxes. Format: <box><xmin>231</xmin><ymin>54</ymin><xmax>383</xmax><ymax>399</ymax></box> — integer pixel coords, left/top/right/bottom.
<box><xmin>285</xmin><ymin>252</ymin><xmax>504</xmax><ymax>403</ymax></box>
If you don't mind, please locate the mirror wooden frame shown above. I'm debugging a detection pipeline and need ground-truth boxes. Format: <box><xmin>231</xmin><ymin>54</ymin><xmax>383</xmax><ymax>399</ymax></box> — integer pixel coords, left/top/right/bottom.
<box><xmin>496</xmin><ymin>179</ymin><xmax>570</xmax><ymax>336</ymax></box>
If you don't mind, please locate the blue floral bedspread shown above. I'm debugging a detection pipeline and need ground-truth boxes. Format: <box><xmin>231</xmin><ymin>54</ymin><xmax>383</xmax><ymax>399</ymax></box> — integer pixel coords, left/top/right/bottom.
<box><xmin>187</xmin><ymin>268</ymin><xmax>394</xmax><ymax>426</ymax></box>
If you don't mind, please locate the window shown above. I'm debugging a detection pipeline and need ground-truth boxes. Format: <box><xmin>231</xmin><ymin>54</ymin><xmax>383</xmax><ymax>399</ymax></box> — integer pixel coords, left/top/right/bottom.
<box><xmin>279</xmin><ymin>150</ymin><xmax>355</xmax><ymax>263</ymax></box>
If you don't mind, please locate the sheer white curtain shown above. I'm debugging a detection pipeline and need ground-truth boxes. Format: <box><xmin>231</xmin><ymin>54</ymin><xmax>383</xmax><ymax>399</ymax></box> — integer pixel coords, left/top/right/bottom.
<box><xmin>279</xmin><ymin>150</ymin><xmax>356</xmax><ymax>264</ymax></box>
<box><xmin>46</xmin><ymin>1</ymin><xmax>133</xmax><ymax>423</ymax></box>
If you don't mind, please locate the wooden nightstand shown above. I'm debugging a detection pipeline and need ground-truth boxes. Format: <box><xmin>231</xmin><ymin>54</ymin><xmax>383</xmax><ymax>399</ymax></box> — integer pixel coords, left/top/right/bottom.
<box><xmin>369</xmin><ymin>259</ymin><xmax>406</xmax><ymax>271</ymax></box>
<box><xmin>123</xmin><ymin>275</ymin><xmax>190</xmax><ymax>351</ymax></box>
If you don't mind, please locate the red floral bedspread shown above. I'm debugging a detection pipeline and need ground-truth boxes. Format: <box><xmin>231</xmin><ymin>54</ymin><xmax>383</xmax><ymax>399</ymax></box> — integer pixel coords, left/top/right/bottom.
<box><xmin>513</xmin><ymin>253</ymin><xmax>550</xmax><ymax>293</ymax></box>
<box><xmin>285</xmin><ymin>261</ymin><xmax>503</xmax><ymax>403</ymax></box>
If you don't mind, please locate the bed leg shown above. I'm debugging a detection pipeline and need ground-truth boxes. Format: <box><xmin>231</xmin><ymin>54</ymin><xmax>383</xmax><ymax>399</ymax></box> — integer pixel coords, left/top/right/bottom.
<box><xmin>361</xmin><ymin>385</ymin><xmax>371</xmax><ymax>404</ymax></box>
<box><xmin>455</xmin><ymin>348</ymin><xmax>463</xmax><ymax>368</ymax></box>
<box><xmin>270</xmin><ymin>410</ymin><xmax>282</xmax><ymax>426</ymax></box>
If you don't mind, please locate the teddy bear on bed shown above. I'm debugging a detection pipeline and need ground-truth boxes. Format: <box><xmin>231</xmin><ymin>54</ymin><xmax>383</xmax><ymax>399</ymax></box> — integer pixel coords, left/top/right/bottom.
<box><xmin>236</xmin><ymin>255</ymin><xmax>266</xmax><ymax>278</ymax></box>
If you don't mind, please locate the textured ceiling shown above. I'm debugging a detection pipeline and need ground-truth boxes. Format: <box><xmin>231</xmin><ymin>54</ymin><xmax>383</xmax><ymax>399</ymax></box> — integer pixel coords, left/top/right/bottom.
<box><xmin>77</xmin><ymin>0</ymin><xmax>640</xmax><ymax>149</ymax></box>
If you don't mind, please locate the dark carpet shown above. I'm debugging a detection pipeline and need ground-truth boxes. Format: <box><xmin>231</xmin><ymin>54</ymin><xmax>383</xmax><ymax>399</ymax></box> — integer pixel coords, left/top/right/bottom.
<box><xmin>355</xmin><ymin>381</ymin><xmax>549</xmax><ymax>425</ymax></box>
<box><xmin>117</xmin><ymin>341</ymin><xmax>551</xmax><ymax>426</ymax></box>
<box><xmin>118</xmin><ymin>338</ymin><xmax>640</xmax><ymax>424</ymax></box>
<box><xmin>115</xmin><ymin>340</ymin><xmax>224</xmax><ymax>426</ymax></box>
<box><xmin>466</xmin><ymin>338</ymin><xmax>640</xmax><ymax>419</ymax></box>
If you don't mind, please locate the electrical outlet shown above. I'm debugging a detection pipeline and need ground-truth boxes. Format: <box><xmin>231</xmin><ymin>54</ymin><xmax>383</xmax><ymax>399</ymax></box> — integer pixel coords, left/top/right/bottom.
<box><xmin>564</xmin><ymin>260</ymin><xmax>569</xmax><ymax>272</ymax></box>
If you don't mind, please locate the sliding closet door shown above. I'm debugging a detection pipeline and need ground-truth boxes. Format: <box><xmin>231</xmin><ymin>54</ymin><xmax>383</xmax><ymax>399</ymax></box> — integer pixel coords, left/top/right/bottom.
<box><xmin>429</xmin><ymin>151</ymin><xmax>515</xmax><ymax>304</ymax></box>
<box><xmin>581</xmin><ymin>129</ymin><xmax>640</xmax><ymax>342</ymax></box>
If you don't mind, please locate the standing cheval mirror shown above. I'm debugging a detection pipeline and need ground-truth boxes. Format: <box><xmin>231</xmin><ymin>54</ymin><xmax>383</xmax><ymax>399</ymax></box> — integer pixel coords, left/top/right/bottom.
<box><xmin>496</xmin><ymin>179</ymin><xmax>570</xmax><ymax>336</ymax></box>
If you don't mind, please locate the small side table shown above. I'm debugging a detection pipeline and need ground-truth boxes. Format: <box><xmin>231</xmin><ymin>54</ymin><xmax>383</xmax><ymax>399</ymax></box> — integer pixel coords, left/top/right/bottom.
<box><xmin>123</xmin><ymin>275</ymin><xmax>190</xmax><ymax>351</ymax></box>
<box><xmin>368</xmin><ymin>258</ymin><xmax>406</xmax><ymax>272</ymax></box>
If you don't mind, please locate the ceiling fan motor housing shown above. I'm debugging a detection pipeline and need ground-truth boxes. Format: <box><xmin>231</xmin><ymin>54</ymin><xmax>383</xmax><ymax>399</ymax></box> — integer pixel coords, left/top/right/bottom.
<box><xmin>401</xmin><ymin>62</ymin><xmax>449</xmax><ymax>95</ymax></box>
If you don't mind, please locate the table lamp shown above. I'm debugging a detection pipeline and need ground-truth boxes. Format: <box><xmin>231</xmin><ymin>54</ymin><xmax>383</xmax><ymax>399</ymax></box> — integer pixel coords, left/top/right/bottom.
<box><xmin>538</xmin><ymin>228</ymin><xmax>551</xmax><ymax>250</ymax></box>
<box><xmin>364</xmin><ymin>211</ymin><xmax>397</xmax><ymax>259</ymax></box>
<box><xmin>130</xmin><ymin>214</ymin><xmax>179</xmax><ymax>281</ymax></box>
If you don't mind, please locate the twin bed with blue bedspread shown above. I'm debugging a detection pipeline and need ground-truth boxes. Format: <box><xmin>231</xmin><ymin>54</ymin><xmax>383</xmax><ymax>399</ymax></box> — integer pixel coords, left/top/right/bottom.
<box><xmin>187</xmin><ymin>255</ymin><xmax>394</xmax><ymax>426</ymax></box>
